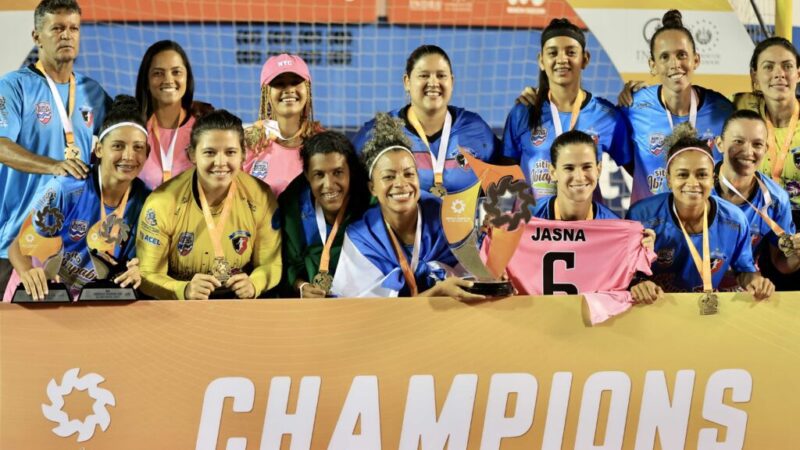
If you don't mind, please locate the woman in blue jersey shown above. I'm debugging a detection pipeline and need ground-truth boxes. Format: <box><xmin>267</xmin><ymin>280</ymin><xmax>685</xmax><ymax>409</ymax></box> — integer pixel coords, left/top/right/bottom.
<box><xmin>712</xmin><ymin>110</ymin><xmax>799</xmax><ymax>286</ymax></box>
<box><xmin>504</xmin><ymin>18</ymin><xmax>630</xmax><ymax>201</ymax></box>
<box><xmin>4</xmin><ymin>95</ymin><xmax>151</xmax><ymax>301</ymax></box>
<box><xmin>627</xmin><ymin>123</ymin><xmax>774</xmax><ymax>303</ymax></box>
<box><xmin>618</xmin><ymin>9</ymin><xmax>733</xmax><ymax>204</ymax></box>
<box><xmin>332</xmin><ymin>113</ymin><xmax>482</xmax><ymax>299</ymax></box>
<box><xmin>280</xmin><ymin>131</ymin><xmax>370</xmax><ymax>298</ymax></box>
<box><xmin>352</xmin><ymin>45</ymin><xmax>498</xmax><ymax>196</ymax></box>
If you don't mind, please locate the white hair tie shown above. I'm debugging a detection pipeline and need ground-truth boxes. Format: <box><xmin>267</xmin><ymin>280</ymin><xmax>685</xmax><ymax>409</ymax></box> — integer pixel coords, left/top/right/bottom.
<box><xmin>665</xmin><ymin>146</ymin><xmax>714</xmax><ymax>170</ymax></box>
<box><xmin>368</xmin><ymin>145</ymin><xmax>415</xmax><ymax>178</ymax></box>
<box><xmin>98</xmin><ymin>122</ymin><xmax>148</xmax><ymax>142</ymax></box>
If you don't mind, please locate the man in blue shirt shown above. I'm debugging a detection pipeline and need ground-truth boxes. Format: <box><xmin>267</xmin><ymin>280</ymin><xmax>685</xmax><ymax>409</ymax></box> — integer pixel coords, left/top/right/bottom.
<box><xmin>0</xmin><ymin>0</ymin><xmax>109</xmax><ymax>293</ymax></box>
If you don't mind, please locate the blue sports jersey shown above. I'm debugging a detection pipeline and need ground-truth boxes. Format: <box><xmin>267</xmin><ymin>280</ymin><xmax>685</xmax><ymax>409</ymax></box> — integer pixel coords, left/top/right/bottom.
<box><xmin>530</xmin><ymin>195</ymin><xmax>619</xmax><ymax>220</ymax></box>
<box><xmin>502</xmin><ymin>92</ymin><xmax>630</xmax><ymax>200</ymax></box>
<box><xmin>622</xmin><ymin>85</ymin><xmax>733</xmax><ymax>204</ymax></box>
<box><xmin>626</xmin><ymin>193</ymin><xmax>756</xmax><ymax>292</ymax></box>
<box><xmin>30</xmin><ymin>166</ymin><xmax>149</xmax><ymax>296</ymax></box>
<box><xmin>352</xmin><ymin>106</ymin><xmax>499</xmax><ymax>194</ymax></box>
<box><xmin>0</xmin><ymin>65</ymin><xmax>110</xmax><ymax>257</ymax></box>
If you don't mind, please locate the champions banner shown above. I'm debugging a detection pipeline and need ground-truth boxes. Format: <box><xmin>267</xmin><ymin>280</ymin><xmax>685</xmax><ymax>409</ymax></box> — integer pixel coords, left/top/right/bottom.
<box><xmin>1</xmin><ymin>294</ymin><xmax>798</xmax><ymax>448</ymax></box>
<box><xmin>566</xmin><ymin>0</ymin><xmax>754</xmax><ymax>96</ymax></box>
<box><xmin>387</xmin><ymin>0</ymin><xmax>584</xmax><ymax>28</ymax></box>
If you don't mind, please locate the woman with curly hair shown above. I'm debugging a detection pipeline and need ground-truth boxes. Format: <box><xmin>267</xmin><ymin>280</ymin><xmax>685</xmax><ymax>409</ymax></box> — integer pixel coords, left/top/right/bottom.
<box><xmin>331</xmin><ymin>113</ymin><xmax>481</xmax><ymax>299</ymax></box>
<box><xmin>243</xmin><ymin>54</ymin><xmax>321</xmax><ymax>197</ymax></box>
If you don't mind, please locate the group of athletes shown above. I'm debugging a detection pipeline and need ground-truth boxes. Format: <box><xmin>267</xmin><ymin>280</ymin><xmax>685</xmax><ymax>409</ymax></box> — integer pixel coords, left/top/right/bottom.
<box><xmin>0</xmin><ymin>0</ymin><xmax>798</xmax><ymax>305</ymax></box>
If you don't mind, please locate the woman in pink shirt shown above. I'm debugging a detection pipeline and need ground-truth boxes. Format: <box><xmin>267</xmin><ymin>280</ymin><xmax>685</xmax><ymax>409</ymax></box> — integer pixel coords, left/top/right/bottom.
<box><xmin>135</xmin><ymin>40</ymin><xmax>212</xmax><ymax>190</ymax></box>
<box><xmin>243</xmin><ymin>54</ymin><xmax>321</xmax><ymax>197</ymax></box>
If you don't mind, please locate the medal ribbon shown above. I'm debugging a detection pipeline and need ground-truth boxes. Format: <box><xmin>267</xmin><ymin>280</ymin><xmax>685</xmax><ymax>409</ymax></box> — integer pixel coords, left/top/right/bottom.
<box><xmin>148</xmin><ymin>109</ymin><xmax>186</xmax><ymax>182</ymax></box>
<box><xmin>97</xmin><ymin>166</ymin><xmax>131</xmax><ymax>241</ymax></box>
<box><xmin>315</xmin><ymin>195</ymin><xmax>349</xmax><ymax>273</ymax></box>
<box><xmin>35</xmin><ymin>60</ymin><xmax>77</xmax><ymax>157</ymax></box>
<box><xmin>554</xmin><ymin>199</ymin><xmax>593</xmax><ymax>220</ymax></box>
<box><xmin>406</xmin><ymin>108</ymin><xmax>452</xmax><ymax>188</ymax></box>
<box><xmin>719</xmin><ymin>173</ymin><xmax>786</xmax><ymax>237</ymax></box>
<box><xmin>548</xmin><ymin>89</ymin><xmax>585</xmax><ymax>137</ymax></box>
<box><xmin>384</xmin><ymin>208</ymin><xmax>422</xmax><ymax>296</ymax></box>
<box><xmin>661</xmin><ymin>87</ymin><xmax>698</xmax><ymax>130</ymax></box>
<box><xmin>673</xmin><ymin>200</ymin><xmax>712</xmax><ymax>292</ymax></box>
<box><xmin>197</xmin><ymin>178</ymin><xmax>238</xmax><ymax>260</ymax></box>
<box><xmin>762</xmin><ymin>99</ymin><xmax>799</xmax><ymax>183</ymax></box>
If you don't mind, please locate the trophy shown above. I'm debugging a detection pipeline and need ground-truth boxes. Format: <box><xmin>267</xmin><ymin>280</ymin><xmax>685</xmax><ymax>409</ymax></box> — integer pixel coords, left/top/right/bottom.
<box><xmin>440</xmin><ymin>149</ymin><xmax>535</xmax><ymax>297</ymax></box>
<box><xmin>79</xmin><ymin>213</ymin><xmax>137</xmax><ymax>301</ymax></box>
<box><xmin>12</xmin><ymin>209</ymin><xmax>71</xmax><ymax>302</ymax></box>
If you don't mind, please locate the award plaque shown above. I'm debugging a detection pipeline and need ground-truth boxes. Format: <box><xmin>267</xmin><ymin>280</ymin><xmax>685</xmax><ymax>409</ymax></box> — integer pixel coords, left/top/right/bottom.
<box><xmin>12</xmin><ymin>210</ymin><xmax>71</xmax><ymax>303</ymax></box>
<box><xmin>12</xmin><ymin>252</ymin><xmax>71</xmax><ymax>302</ymax></box>
<box><xmin>78</xmin><ymin>250</ymin><xmax>137</xmax><ymax>301</ymax></box>
<box><xmin>440</xmin><ymin>149</ymin><xmax>535</xmax><ymax>297</ymax></box>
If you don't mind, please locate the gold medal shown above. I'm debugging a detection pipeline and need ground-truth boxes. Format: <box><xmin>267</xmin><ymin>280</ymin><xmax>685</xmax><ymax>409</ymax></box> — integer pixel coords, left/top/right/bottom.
<box><xmin>212</xmin><ymin>257</ymin><xmax>231</xmax><ymax>283</ymax></box>
<box><xmin>699</xmin><ymin>292</ymin><xmax>719</xmax><ymax>315</ymax></box>
<box><xmin>429</xmin><ymin>183</ymin><xmax>447</xmax><ymax>198</ymax></box>
<box><xmin>312</xmin><ymin>271</ymin><xmax>333</xmax><ymax>293</ymax></box>
<box><xmin>778</xmin><ymin>233</ymin><xmax>795</xmax><ymax>257</ymax></box>
<box><xmin>64</xmin><ymin>143</ymin><xmax>81</xmax><ymax>160</ymax></box>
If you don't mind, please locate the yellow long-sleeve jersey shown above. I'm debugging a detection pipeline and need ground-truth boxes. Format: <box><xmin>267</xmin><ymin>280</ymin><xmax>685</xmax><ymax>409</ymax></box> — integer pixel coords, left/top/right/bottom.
<box><xmin>136</xmin><ymin>169</ymin><xmax>281</xmax><ymax>299</ymax></box>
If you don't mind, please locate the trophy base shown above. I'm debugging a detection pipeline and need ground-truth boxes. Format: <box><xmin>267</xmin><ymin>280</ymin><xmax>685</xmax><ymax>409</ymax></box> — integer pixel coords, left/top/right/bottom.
<box><xmin>78</xmin><ymin>280</ymin><xmax>138</xmax><ymax>301</ymax></box>
<box><xmin>12</xmin><ymin>282</ymin><xmax>72</xmax><ymax>303</ymax></box>
<box><xmin>463</xmin><ymin>278</ymin><xmax>514</xmax><ymax>297</ymax></box>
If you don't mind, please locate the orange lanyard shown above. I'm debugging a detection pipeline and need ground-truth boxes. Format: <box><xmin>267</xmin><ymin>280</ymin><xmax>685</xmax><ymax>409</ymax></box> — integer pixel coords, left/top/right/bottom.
<box><xmin>197</xmin><ymin>178</ymin><xmax>238</xmax><ymax>260</ymax></box>
<box><xmin>316</xmin><ymin>196</ymin><xmax>349</xmax><ymax>273</ymax></box>
<box><xmin>548</xmin><ymin>88</ymin><xmax>585</xmax><ymax>136</ymax></box>
<box><xmin>384</xmin><ymin>209</ymin><xmax>421</xmax><ymax>296</ymax></box>
<box><xmin>674</xmin><ymin>201</ymin><xmax>712</xmax><ymax>292</ymax></box>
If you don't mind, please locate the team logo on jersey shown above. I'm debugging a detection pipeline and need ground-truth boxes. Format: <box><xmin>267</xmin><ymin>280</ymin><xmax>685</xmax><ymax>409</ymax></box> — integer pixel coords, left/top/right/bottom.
<box><xmin>177</xmin><ymin>232</ymin><xmax>194</xmax><ymax>256</ymax></box>
<box><xmin>530</xmin><ymin>126</ymin><xmax>547</xmax><ymax>146</ymax></box>
<box><xmin>80</xmin><ymin>105</ymin><xmax>94</xmax><ymax>127</ymax></box>
<box><xmin>656</xmin><ymin>247</ymin><xmax>674</xmax><ymax>266</ymax></box>
<box><xmin>647</xmin><ymin>168</ymin><xmax>666</xmax><ymax>193</ymax></box>
<box><xmin>792</xmin><ymin>147</ymin><xmax>800</xmax><ymax>169</ymax></box>
<box><xmin>229</xmin><ymin>230</ymin><xmax>251</xmax><ymax>255</ymax></box>
<box><xmin>251</xmin><ymin>161</ymin><xmax>269</xmax><ymax>179</ymax></box>
<box><xmin>144</xmin><ymin>208</ymin><xmax>157</xmax><ymax>227</ymax></box>
<box><xmin>710</xmin><ymin>250</ymin><xmax>727</xmax><ymax>274</ymax></box>
<box><xmin>35</xmin><ymin>102</ymin><xmax>52</xmax><ymax>124</ymax></box>
<box><xmin>68</xmin><ymin>220</ymin><xmax>88</xmax><ymax>241</ymax></box>
<box><xmin>649</xmin><ymin>133</ymin><xmax>666</xmax><ymax>156</ymax></box>
<box><xmin>584</xmin><ymin>128</ymin><xmax>600</xmax><ymax>146</ymax></box>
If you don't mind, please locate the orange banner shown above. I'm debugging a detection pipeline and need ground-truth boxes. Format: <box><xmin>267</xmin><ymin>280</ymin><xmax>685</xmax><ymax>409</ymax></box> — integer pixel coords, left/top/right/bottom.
<box><xmin>387</xmin><ymin>0</ymin><xmax>585</xmax><ymax>28</ymax></box>
<box><xmin>80</xmin><ymin>0</ymin><xmax>378</xmax><ymax>23</ymax></box>
<box><xmin>1</xmin><ymin>293</ymin><xmax>799</xmax><ymax>448</ymax></box>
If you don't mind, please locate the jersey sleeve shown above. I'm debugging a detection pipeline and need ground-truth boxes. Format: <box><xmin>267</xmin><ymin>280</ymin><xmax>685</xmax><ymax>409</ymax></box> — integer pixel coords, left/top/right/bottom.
<box><xmin>769</xmin><ymin>192</ymin><xmax>796</xmax><ymax>245</ymax></box>
<box><xmin>501</xmin><ymin>104</ymin><xmax>525</xmax><ymax>161</ymax></box>
<box><xmin>0</xmin><ymin>76</ymin><xmax>23</xmax><ymax>141</ymax></box>
<box><xmin>136</xmin><ymin>192</ymin><xmax>186</xmax><ymax>299</ymax></box>
<box><xmin>249</xmin><ymin>189</ymin><xmax>282</xmax><ymax>295</ymax></box>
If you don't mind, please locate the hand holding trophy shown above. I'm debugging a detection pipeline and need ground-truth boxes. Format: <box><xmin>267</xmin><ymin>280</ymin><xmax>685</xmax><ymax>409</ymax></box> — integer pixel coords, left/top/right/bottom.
<box><xmin>79</xmin><ymin>210</ymin><xmax>138</xmax><ymax>300</ymax></box>
<box><xmin>440</xmin><ymin>149</ymin><xmax>535</xmax><ymax>297</ymax></box>
<box><xmin>12</xmin><ymin>209</ymin><xmax>71</xmax><ymax>302</ymax></box>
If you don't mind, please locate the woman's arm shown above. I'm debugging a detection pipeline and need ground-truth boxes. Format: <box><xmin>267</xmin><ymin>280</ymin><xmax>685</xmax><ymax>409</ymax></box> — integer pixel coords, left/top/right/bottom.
<box><xmin>136</xmin><ymin>195</ymin><xmax>188</xmax><ymax>299</ymax></box>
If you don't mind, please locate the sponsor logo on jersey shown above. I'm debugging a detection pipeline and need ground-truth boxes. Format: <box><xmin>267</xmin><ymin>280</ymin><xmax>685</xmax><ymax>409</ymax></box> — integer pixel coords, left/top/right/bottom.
<box><xmin>80</xmin><ymin>105</ymin><xmax>94</xmax><ymax>128</ymax></box>
<box><xmin>251</xmin><ymin>160</ymin><xmax>269</xmax><ymax>179</ymax></box>
<box><xmin>530</xmin><ymin>126</ymin><xmax>547</xmax><ymax>146</ymax></box>
<box><xmin>36</xmin><ymin>102</ymin><xmax>52</xmax><ymax>124</ymax></box>
<box><xmin>229</xmin><ymin>230</ymin><xmax>251</xmax><ymax>255</ymax></box>
<box><xmin>647</xmin><ymin>168</ymin><xmax>666</xmax><ymax>193</ymax></box>
<box><xmin>584</xmin><ymin>128</ymin><xmax>600</xmax><ymax>146</ymax></box>
<box><xmin>649</xmin><ymin>133</ymin><xmax>666</xmax><ymax>156</ymax></box>
<box><xmin>177</xmin><ymin>232</ymin><xmax>194</xmax><ymax>256</ymax></box>
<box><xmin>144</xmin><ymin>208</ymin><xmax>157</xmax><ymax>227</ymax></box>
<box><xmin>0</xmin><ymin>96</ymin><xmax>7</xmax><ymax>127</ymax></box>
<box><xmin>68</xmin><ymin>220</ymin><xmax>88</xmax><ymax>241</ymax></box>
<box><xmin>530</xmin><ymin>159</ymin><xmax>552</xmax><ymax>185</ymax></box>
<box><xmin>656</xmin><ymin>247</ymin><xmax>674</xmax><ymax>266</ymax></box>
<box><xmin>139</xmin><ymin>231</ymin><xmax>161</xmax><ymax>246</ymax></box>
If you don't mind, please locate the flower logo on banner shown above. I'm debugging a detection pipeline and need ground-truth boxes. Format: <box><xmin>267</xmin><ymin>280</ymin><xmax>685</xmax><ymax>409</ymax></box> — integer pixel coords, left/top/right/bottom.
<box><xmin>41</xmin><ymin>368</ymin><xmax>116</xmax><ymax>442</ymax></box>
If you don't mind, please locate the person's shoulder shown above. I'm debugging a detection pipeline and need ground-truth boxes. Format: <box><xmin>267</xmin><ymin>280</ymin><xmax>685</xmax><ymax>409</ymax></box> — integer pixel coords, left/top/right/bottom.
<box><xmin>237</xmin><ymin>171</ymin><xmax>275</xmax><ymax>199</ymax></box>
<box><xmin>0</xmin><ymin>66</ymin><xmax>39</xmax><ymax>91</ymax></box>
<box><xmin>628</xmin><ymin>193</ymin><xmax>667</xmax><ymax>216</ymax></box>
<box><xmin>150</xmin><ymin>168</ymin><xmax>192</xmax><ymax>199</ymax></box>
<box><xmin>595</xmin><ymin>202</ymin><xmax>620</xmax><ymax>219</ymax></box>
<box><xmin>759</xmin><ymin>173</ymin><xmax>792</xmax><ymax>204</ymax></box>
<box><xmin>713</xmin><ymin>196</ymin><xmax>748</xmax><ymax>222</ymax></box>
<box><xmin>278</xmin><ymin>174</ymin><xmax>309</xmax><ymax>207</ymax></box>
<box><xmin>130</xmin><ymin>177</ymin><xmax>152</xmax><ymax>200</ymax></box>
<box><xmin>586</xmin><ymin>93</ymin><xmax>620</xmax><ymax>117</ymax></box>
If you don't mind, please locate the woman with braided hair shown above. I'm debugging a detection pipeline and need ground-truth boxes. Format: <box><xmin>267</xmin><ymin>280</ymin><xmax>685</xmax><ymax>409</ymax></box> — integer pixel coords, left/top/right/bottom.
<box><xmin>331</xmin><ymin>113</ymin><xmax>481</xmax><ymax>300</ymax></box>
<box><xmin>243</xmin><ymin>53</ymin><xmax>321</xmax><ymax>197</ymax></box>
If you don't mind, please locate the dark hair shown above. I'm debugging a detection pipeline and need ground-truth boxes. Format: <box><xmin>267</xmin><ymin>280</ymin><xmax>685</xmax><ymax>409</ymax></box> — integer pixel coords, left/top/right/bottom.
<box><xmin>98</xmin><ymin>95</ymin><xmax>147</xmax><ymax>140</ymax></box>
<box><xmin>189</xmin><ymin>109</ymin><xmax>245</xmax><ymax>154</ymax></box>
<box><xmin>550</xmin><ymin>129</ymin><xmax>598</xmax><ymax>165</ymax></box>
<box><xmin>665</xmin><ymin>122</ymin><xmax>713</xmax><ymax>170</ymax></box>
<box><xmin>301</xmin><ymin>131</ymin><xmax>369</xmax><ymax>206</ymax></box>
<box><xmin>361</xmin><ymin>113</ymin><xmax>414</xmax><ymax>178</ymax></box>
<box><xmin>649</xmin><ymin>10</ymin><xmax>697</xmax><ymax>60</ymax></box>
<box><xmin>749</xmin><ymin>36</ymin><xmax>800</xmax><ymax>72</ymax></box>
<box><xmin>530</xmin><ymin>18</ymin><xmax>586</xmax><ymax>130</ymax></box>
<box><xmin>720</xmin><ymin>109</ymin><xmax>767</xmax><ymax>138</ymax></box>
<box><xmin>405</xmin><ymin>45</ymin><xmax>453</xmax><ymax>77</ymax></box>
<box><xmin>135</xmin><ymin>40</ymin><xmax>195</xmax><ymax>118</ymax></box>
<box><xmin>34</xmin><ymin>0</ymin><xmax>81</xmax><ymax>30</ymax></box>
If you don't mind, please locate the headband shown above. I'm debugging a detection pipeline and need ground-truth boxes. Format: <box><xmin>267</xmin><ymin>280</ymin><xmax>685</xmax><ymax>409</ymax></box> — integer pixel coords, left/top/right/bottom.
<box><xmin>541</xmin><ymin>21</ymin><xmax>586</xmax><ymax>49</ymax></box>
<box><xmin>665</xmin><ymin>146</ymin><xmax>714</xmax><ymax>169</ymax></box>
<box><xmin>368</xmin><ymin>145</ymin><xmax>415</xmax><ymax>178</ymax></box>
<box><xmin>98</xmin><ymin>122</ymin><xmax>149</xmax><ymax>142</ymax></box>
